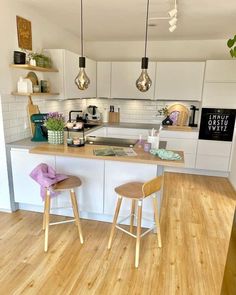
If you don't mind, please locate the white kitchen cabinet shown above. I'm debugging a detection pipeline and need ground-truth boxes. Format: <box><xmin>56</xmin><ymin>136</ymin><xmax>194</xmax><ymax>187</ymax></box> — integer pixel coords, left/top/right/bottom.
<box><xmin>45</xmin><ymin>49</ymin><xmax>97</xmax><ymax>99</ymax></box>
<box><xmin>204</xmin><ymin>60</ymin><xmax>236</xmax><ymax>82</ymax></box>
<box><xmin>106</xmin><ymin>127</ymin><xmax>149</xmax><ymax>140</ymax></box>
<box><xmin>111</xmin><ymin>62</ymin><xmax>156</xmax><ymax>99</ymax></box>
<box><xmin>11</xmin><ymin>149</ymin><xmax>55</xmax><ymax>206</ymax></box>
<box><xmin>159</xmin><ymin>130</ymin><xmax>198</xmax><ymax>168</ymax></box>
<box><xmin>55</xmin><ymin>156</ymin><xmax>104</xmax><ymax>214</ymax></box>
<box><xmin>97</xmin><ymin>62</ymin><xmax>111</xmax><ymax>98</ymax></box>
<box><xmin>196</xmin><ymin>140</ymin><xmax>232</xmax><ymax>171</ymax></box>
<box><xmin>155</xmin><ymin>62</ymin><xmax>205</xmax><ymax>101</ymax></box>
<box><xmin>104</xmin><ymin>161</ymin><xmax>159</xmax><ymax>222</ymax></box>
<box><xmin>202</xmin><ymin>83</ymin><xmax>236</xmax><ymax>109</ymax></box>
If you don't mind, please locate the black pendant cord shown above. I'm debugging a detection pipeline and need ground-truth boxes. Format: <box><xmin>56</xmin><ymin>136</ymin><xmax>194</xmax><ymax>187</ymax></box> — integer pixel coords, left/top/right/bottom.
<box><xmin>144</xmin><ymin>0</ymin><xmax>150</xmax><ymax>58</ymax></box>
<box><xmin>81</xmin><ymin>0</ymin><xmax>84</xmax><ymax>57</ymax></box>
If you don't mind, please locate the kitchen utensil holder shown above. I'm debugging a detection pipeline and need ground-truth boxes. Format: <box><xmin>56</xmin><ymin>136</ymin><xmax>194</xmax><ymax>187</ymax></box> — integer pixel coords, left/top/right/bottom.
<box><xmin>64</xmin><ymin>125</ymin><xmax>85</xmax><ymax>147</ymax></box>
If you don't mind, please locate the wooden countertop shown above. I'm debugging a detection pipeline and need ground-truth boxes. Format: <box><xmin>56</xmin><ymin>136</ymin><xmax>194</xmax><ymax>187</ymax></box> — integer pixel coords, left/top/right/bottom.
<box><xmin>29</xmin><ymin>143</ymin><xmax>184</xmax><ymax>167</ymax></box>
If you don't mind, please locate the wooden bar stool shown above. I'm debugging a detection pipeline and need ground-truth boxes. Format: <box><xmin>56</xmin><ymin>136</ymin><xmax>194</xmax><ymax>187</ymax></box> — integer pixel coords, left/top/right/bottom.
<box><xmin>43</xmin><ymin>175</ymin><xmax>83</xmax><ymax>252</ymax></box>
<box><xmin>108</xmin><ymin>176</ymin><xmax>163</xmax><ymax>268</ymax></box>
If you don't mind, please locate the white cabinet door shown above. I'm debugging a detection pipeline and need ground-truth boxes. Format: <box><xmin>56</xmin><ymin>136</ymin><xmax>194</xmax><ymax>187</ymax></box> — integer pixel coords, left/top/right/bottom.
<box><xmin>55</xmin><ymin>156</ymin><xmax>104</xmax><ymax>214</ymax></box>
<box><xmin>64</xmin><ymin>50</ymin><xmax>97</xmax><ymax>99</ymax></box>
<box><xmin>106</xmin><ymin>127</ymin><xmax>149</xmax><ymax>140</ymax></box>
<box><xmin>202</xmin><ymin>83</ymin><xmax>236</xmax><ymax>108</ymax></box>
<box><xmin>97</xmin><ymin>62</ymin><xmax>111</xmax><ymax>98</ymax></box>
<box><xmin>104</xmin><ymin>161</ymin><xmax>158</xmax><ymax>220</ymax></box>
<box><xmin>111</xmin><ymin>62</ymin><xmax>156</xmax><ymax>99</ymax></box>
<box><xmin>11</xmin><ymin>149</ymin><xmax>55</xmax><ymax>206</ymax></box>
<box><xmin>204</xmin><ymin>60</ymin><xmax>236</xmax><ymax>82</ymax></box>
<box><xmin>155</xmin><ymin>62</ymin><xmax>205</xmax><ymax>101</ymax></box>
<box><xmin>196</xmin><ymin>140</ymin><xmax>232</xmax><ymax>171</ymax></box>
<box><xmin>45</xmin><ymin>49</ymin><xmax>96</xmax><ymax>99</ymax></box>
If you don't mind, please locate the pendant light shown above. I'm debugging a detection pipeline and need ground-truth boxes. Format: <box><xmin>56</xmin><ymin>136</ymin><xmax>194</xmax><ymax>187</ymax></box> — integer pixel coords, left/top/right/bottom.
<box><xmin>75</xmin><ymin>0</ymin><xmax>90</xmax><ymax>90</ymax></box>
<box><xmin>136</xmin><ymin>0</ymin><xmax>152</xmax><ymax>92</ymax></box>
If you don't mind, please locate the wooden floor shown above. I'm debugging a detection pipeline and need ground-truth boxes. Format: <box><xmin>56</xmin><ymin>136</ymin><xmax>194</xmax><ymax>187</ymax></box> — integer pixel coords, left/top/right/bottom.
<box><xmin>0</xmin><ymin>172</ymin><xmax>235</xmax><ymax>295</ymax></box>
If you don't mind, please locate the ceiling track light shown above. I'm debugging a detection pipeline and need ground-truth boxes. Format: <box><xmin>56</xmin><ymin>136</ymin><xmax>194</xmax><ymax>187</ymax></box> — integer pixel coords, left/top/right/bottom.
<box><xmin>169</xmin><ymin>24</ymin><xmax>177</xmax><ymax>32</ymax></box>
<box><xmin>136</xmin><ymin>0</ymin><xmax>152</xmax><ymax>93</ymax></box>
<box><xmin>168</xmin><ymin>0</ymin><xmax>177</xmax><ymax>17</ymax></box>
<box><xmin>149</xmin><ymin>0</ymin><xmax>178</xmax><ymax>33</ymax></box>
<box><xmin>169</xmin><ymin>17</ymin><xmax>177</xmax><ymax>27</ymax></box>
<box><xmin>75</xmin><ymin>0</ymin><xmax>90</xmax><ymax>91</ymax></box>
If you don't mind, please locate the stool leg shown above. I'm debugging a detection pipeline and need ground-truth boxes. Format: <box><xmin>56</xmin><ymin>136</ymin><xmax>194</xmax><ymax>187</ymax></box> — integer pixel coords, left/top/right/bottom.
<box><xmin>135</xmin><ymin>199</ymin><xmax>143</xmax><ymax>268</ymax></box>
<box><xmin>108</xmin><ymin>195</ymin><xmax>122</xmax><ymax>250</ymax></box>
<box><xmin>70</xmin><ymin>189</ymin><xmax>84</xmax><ymax>244</ymax></box>
<box><xmin>44</xmin><ymin>189</ymin><xmax>51</xmax><ymax>252</ymax></box>
<box><xmin>42</xmin><ymin>195</ymin><xmax>47</xmax><ymax>230</ymax></box>
<box><xmin>130</xmin><ymin>199</ymin><xmax>136</xmax><ymax>233</ymax></box>
<box><xmin>153</xmin><ymin>195</ymin><xmax>162</xmax><ymax>248</ymax></box>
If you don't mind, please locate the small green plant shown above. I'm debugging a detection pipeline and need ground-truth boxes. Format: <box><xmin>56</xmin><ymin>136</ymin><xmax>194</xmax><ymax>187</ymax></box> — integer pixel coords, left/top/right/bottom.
<box><xmin>44</xmin><ymin>112</ymin><xmax>65</xmax><ymax>131</ymax></box>
<box><xmin>227</xmin><ymin>35</ymin><xmax>236</xmax><ymax>58</ymax></box>
<box><xmin>158</xmin><ymin>107</ymin><xmax>169</xmax><ymax>116</ymax></box>
<box><xmin>27</xmin><ymin>51</ymin><xmax>52</xmax><ymax>67</ymax></box>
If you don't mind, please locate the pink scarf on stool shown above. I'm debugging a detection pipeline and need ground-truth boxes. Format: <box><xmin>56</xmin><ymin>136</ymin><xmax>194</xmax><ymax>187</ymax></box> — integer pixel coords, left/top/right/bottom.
<box><xmin>30</xmin><ymin>163</ymin><xmax>69</xmax><ymax>200</ymax></box>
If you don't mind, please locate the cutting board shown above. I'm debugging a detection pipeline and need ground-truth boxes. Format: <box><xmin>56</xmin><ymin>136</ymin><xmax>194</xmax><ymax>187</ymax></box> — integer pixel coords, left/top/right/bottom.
<box><xmin>27</xmin><ymin>96</ymin><xmax>40</xmax><ymax>136</ymax></box>
<box><xmin>167</xmin><ymin>103</ymin><xmax>190</xmax><ymax>126</ymax></box>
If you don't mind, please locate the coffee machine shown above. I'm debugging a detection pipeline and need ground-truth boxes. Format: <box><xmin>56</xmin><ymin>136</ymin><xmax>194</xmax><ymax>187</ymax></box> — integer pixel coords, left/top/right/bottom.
<box><xmin>86</xmin><ymin>105</ymin><xmax>101</xmax><ymax>121</ymax></box>
<box><xmin>188</xmin><ymin>105</ymin><xmax>199</xmax><ymax>127</ymax></box>
<box><xmin>31</xmin><ymin>114</ymin><xmax>48</xmax><ymax>142</ymax></box>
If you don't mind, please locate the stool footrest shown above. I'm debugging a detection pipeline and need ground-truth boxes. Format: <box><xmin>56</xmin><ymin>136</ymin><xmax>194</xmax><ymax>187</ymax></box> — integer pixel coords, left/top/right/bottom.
<box><xmin>49</xmin><ymin>219</ymin><xmax>76</xmax><ymax>226</ymax></box>
<box><xmin>115</xmin><ymin>224</ymin><xmax>156</xmax><ymax>239</ymax></box>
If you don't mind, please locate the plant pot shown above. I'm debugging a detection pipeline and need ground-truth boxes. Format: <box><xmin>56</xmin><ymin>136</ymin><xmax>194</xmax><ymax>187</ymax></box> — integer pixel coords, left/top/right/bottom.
<box><xmin>47</xmin><ymin>130</ymin><xmax>64</xmax><ymax>144</ymax></box>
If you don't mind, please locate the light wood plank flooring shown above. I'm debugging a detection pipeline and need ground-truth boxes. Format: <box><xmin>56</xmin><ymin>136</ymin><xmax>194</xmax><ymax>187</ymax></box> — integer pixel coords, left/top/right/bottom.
<box><xmin>0</xmin><ymin>172</ymin><xmax>235</xmax><ymax>295</ymax></box>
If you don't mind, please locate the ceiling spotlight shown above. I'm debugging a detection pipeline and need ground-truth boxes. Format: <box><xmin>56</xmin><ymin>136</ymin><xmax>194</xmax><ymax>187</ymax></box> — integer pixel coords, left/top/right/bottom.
<box><xmin>168</xmin><ymin>8</ymin><xmax>177</xmax><ymax>18</ymax></box>
<box><xmin>169</xmin><ymin>17</ymin><xmax>177</xmax><ymax>26</ymax></box>
<box><xmin>169</xmin><ymin>24</ymin><xmax>177</xmax><ymax>32</ymax></box>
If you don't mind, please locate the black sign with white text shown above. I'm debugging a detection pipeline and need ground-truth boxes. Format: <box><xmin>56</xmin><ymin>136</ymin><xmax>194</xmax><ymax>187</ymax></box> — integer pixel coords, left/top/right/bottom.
<box><xmin>199</xmin><ymin>108</ymin><xmax>236</xmax><ymax>141</ymax></box>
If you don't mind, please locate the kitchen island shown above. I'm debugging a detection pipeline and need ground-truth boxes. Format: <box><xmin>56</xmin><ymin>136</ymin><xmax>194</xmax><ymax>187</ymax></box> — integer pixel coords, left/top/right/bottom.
<box><xmin>9</xmin><ymin>139</ymin><xmax>184</xmax><ymax>227</ymax></box>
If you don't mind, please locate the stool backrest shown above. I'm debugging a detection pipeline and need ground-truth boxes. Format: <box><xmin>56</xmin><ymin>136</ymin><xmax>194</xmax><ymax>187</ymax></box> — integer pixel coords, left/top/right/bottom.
<box><xmin>142</xmin><ymin>176</ymin><xmax>163</xmax><ymax>198</ymax></box>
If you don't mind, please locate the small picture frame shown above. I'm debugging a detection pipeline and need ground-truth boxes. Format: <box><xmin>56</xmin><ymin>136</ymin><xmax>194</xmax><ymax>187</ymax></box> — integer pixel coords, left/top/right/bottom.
<box><xmin>16</xmin><ymin>16</ymin><xmax>32</xmax><ymax>50</ymax></box>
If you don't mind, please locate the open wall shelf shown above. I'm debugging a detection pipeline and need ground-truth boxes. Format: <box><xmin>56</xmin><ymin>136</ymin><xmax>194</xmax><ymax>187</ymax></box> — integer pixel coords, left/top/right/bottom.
<box><xmin>10</xmin><ymin>64</ymin><xmax>58</xmax><ymax>72</ymax></box>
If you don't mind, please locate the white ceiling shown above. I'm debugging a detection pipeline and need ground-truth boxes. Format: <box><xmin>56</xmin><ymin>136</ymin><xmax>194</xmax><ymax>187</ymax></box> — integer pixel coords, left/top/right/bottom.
<box><xmin>20</xmin><ymin>0</ymin><xmax>236</xmax><ymax>41</ymax></box>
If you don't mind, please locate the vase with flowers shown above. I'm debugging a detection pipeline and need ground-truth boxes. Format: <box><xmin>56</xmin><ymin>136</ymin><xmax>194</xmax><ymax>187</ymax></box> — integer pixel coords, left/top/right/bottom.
<box><xmin>44</xmin><ymin>112</ymin><xmax>65</xmax><ymax>144</ymax></box>
<box><xmin>160</xmin><ymin>107</ymin><xmax>173</xmax><ymax>126</ymax></box>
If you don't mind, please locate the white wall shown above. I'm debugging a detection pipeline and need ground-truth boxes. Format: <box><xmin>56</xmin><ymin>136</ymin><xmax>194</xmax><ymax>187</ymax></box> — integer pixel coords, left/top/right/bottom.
<box><xmin>0</xmin><ymin>0</ymin><xmax>82</xmax><ymax>210</ymax></box>
<box><xmin>229</xmin><ymin>128</ymin><xmax>236</xmax><ymax>190</ymax></box>
<box><xmin>85</xmin><ymin>40</ymin><xmax>229</xmax><ymax>61</ymax></box>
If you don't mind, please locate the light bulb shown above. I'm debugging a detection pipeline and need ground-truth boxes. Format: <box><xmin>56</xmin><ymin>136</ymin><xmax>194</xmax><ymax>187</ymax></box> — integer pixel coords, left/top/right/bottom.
<box><xmin>169</xmin><ymin>17</ymin><xmax>177</xmax><ymax>26</ymax></box>
<box><xmin>136</xmin><ymin>69</ymin><xmax>152</xmax><ymax>92</ymax></box>
<box><xmin>75</xmin><ymin>56</ymin><xmax>90</xmax><ymax>90</ymax></box>
<box><xmin>169</xmin><ymin>24</ymin><xmax>177</xmax><ymax>32</ymax></box>
<box><xmin>168</xmin><ymin>8</ymin><xmax>177</xmax><ymax>18</ymax></box>
<box><xmin>75</xmin><ymin>68</ymin><xmax>90</xmax><ymax>90</ymax></box>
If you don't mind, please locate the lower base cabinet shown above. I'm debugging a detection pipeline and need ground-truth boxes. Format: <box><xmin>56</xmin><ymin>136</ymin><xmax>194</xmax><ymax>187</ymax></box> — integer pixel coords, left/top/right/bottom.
<box><xmin>10</xmin><ymin>148</ymin><xmax>162</xmax><ymax>226</ymax></box>
<box><xmin>11</xmin><ymin>149</ymin><xmax>55</xmax><ymax>206</ymax></box>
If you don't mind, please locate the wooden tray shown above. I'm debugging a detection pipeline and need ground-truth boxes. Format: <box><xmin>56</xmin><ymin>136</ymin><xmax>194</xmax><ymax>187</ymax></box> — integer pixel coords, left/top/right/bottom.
<box><xmin>167</xmin><ymin>103</ymin><xmax>190</xmax><ymax>126</ymax></box>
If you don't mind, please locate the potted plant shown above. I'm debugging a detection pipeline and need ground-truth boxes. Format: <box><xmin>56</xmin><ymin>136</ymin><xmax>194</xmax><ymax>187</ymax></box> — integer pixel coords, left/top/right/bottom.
<box><xmin>44</xmin><ymin>112</ymin><xmax>65</xmax><ymax>144</ymax></box>
<box><xmin>227</xmin><ymin>35</ymin><xmax>236</xmax><ymax>58</ymax></box>
<box><xmin>28</xmin><ymin>52</ymin><xmax>52</xmax><ymax>68</ymax></box>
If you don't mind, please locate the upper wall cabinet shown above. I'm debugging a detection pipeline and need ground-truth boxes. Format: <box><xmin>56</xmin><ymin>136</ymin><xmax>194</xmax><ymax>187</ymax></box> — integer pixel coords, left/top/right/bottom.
<box><xmin>111</xmin><ymin>62</ymin><xmax>156</xmax><ymax>99</ymax></box>
<box><xmin>202</xmin><ymin>60</ymin><xmax>236</xmax><ymax>108</ymax></box>
<box><xmin>45</xmin><ymin>49</ymin><xmax>97</xmax><ymax>99</ymax></box>
<box><xmin>97</xmin><ymin>62</ymin><xmax>111</xmax><ymax>98</ymax></box>
<box><xmin>204</xmin><ymin>60</ymin><xmax>236</xmax><ymax>82</ymax></box>
<box><xmin>154</xmin><ymin>62</ymin><xmax>205</xmax><ymax>101</ymax></box>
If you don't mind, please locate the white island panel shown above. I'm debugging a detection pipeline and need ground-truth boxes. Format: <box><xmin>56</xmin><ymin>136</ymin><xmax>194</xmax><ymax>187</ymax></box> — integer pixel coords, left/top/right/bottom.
<box><xmin>55</xmin><ymin>156</ymin><xmax>104</xmax><ymax>214</ymax></box>
<box><xmin>104</xmin><ymin>160</ymin><xmax>160</xmax><ymax>223</ymax></box>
